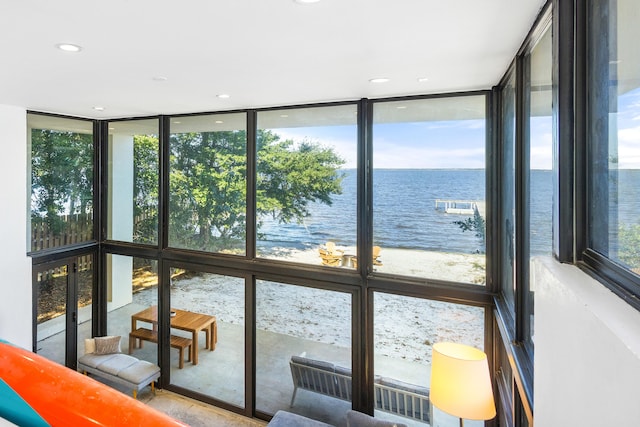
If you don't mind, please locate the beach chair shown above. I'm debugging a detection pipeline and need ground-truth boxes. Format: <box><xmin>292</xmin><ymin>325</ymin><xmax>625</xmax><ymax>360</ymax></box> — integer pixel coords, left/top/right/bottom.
<box><xmin>373</xmin><ymin>246</ymin><xmax>382</xmax><ymax>265</ymax></box>
<box><xmin>319</xmin><ymin>242</ymin><xmax>344</xmax><ymax>266</ymax></box>
<box><xmin>352</xmin><ymin>246</ymin><xmax>382</xmax><ymax>269</ymax></box>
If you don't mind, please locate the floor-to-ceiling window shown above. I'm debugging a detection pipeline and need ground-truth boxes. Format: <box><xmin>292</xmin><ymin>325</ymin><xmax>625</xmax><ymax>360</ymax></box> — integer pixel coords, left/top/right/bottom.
<box><xmin>371</xmin><ymin>95</ymin><xmax>487</xmax><ymax>284</ymax></box>
<box><xmin>28</xmin><ymin>113</ymin><xmax>96</xmax><ymax>369</ymax></box>
<box><xmin>107</xmin><ymin>119</ymin><xmax>159</xmax><ymax>245</ymax></box>
<box><xmin>256</xmin><ymin>105</ymin><xmax>358</xmax><ymax>267</ymax></box>
<box><xmin>169</xmin><ymin>113</ymin><xmax>248</xmax><ymax>255</ymax></box>
<box><xmin>255</xmin><ymin>281</ymin><xmax>352</xmax><ymax>423</ymax></box>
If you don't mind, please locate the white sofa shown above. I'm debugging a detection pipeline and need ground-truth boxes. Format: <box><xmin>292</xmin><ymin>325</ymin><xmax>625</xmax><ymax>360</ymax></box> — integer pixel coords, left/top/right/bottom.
<box><xmin>77</xmin><ymin>336</ymin><xmax>160</xmax><ymax>399</ymax></box>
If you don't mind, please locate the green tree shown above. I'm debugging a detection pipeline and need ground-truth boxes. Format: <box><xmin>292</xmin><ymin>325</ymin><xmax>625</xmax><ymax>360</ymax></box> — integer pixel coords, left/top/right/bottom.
<box><xmin>453</xmin><ymin>209</ymin><xmax>486</xmax><ymax>253</ymax></box>
<box><xmin>133</xmin><ymin>134</ymin><xmax>159</xmax><ymax>244</ymax></box>
<box><xmin>31</xmin><ymin>129</ymin><xmax>93</xmax><ymax>235</ymax></box>
<box><xmin>166</xmin><ymin>129</ymin><xmax>344</xmax><ymax>252</ymax></box>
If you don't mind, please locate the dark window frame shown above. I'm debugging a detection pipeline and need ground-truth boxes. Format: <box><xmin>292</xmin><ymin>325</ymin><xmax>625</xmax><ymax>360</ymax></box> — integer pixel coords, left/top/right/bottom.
<box><xmin>576</xmin><ymin>0</ymin><xmax>640</xmax><ymax>312</ymax></box>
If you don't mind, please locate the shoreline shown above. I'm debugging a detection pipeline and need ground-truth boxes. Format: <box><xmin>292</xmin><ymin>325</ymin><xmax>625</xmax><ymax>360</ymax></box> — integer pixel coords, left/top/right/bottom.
<box><xmin>139</xmin><ymin>247</ymin><xmax>487</xmax><ymax>364</ymax></box>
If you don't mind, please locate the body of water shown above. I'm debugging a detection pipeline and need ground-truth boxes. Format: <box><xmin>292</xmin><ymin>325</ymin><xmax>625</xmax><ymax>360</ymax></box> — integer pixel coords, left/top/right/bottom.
<box><xmin>257</xmin><ymin>169</ymin><xmax>557</xmax><ymax>256</ymax></box>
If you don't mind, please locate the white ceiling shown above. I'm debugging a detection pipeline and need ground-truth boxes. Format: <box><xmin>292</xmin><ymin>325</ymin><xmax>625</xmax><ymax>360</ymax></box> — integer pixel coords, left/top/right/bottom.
<box><xmin>0</xmin><ymin>0</ymin><xmax>546</xmax><ymax>120</ymax></box>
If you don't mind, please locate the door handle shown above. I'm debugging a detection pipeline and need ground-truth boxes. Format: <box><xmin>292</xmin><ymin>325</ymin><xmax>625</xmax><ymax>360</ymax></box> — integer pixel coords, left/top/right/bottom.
<box><xmin>72</xmin><ymin>311</ymin><xmax>77</xmax><ymax>323</ymax></box>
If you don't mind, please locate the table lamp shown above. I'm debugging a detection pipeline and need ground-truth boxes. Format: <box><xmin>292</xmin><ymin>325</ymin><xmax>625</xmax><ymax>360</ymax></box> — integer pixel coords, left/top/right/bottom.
<box><xmin>430</xmin><ymin>342</ymin><xmax>496</xmax><ymax>427</ymax></box>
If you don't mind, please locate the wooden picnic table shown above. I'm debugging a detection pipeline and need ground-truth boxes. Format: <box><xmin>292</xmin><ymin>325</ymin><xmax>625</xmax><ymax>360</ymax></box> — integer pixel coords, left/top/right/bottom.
<box><xmin>131</xmin><ymin>306</ymin><xmax>217</xmax><ymax>365</ymax></box>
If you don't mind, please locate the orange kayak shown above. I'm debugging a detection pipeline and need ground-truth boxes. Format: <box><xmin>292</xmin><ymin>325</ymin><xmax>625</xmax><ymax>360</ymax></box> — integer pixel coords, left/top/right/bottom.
<box><xmin>0</xmin><ymin>340</ymin><xmax>189</xmax><ymax>427</ymax></box>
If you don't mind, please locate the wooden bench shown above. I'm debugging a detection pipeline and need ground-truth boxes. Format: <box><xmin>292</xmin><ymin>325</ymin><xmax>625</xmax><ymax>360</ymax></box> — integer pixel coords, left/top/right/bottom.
<box><xmin>129</xmin><ymin>327</ymin><xmax>193</xmax><ymax>369</ymax></box>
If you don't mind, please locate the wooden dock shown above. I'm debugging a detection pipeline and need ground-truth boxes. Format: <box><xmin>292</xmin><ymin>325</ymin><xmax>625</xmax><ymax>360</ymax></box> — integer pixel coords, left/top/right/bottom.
<box><xmin>435</xmin><ymin>199</ymin><xmax>485</xmax><ymax>216</ymax></box>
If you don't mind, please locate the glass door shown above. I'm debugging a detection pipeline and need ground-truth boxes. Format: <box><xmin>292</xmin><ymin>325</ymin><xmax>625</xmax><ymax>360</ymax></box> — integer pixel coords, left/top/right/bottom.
<box><xmin>33</xmin><ymin>254</ymin><xmax>94</xmax><ymax>369</ymax></box>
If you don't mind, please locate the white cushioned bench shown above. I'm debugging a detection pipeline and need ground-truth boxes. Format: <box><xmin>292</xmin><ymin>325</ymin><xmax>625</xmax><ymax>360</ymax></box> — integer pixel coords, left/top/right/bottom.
<box><xmin>78</xmin><ymin>336</ymin><xmax>160</xmax><ymax>399</ymax></box>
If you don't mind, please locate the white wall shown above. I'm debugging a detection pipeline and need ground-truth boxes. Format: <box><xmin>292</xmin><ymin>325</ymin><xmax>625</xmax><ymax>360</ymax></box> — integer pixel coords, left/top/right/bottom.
<box><xmin>534</xmin><ymin>256</ymin><xmax>640</xmax><ymax>426</ymax></box>
<box><xmin>0</xmin><ymin>105</ymin><xmax>32</xmax><ymax>349</ymax></box>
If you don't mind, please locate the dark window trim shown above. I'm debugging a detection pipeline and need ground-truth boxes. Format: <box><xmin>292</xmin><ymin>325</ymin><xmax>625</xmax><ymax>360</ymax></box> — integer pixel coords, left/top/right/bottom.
<box><xmin>577</xmin><ymin>0</ymin><xmax>640</xmax><ymax>311</ymax></box>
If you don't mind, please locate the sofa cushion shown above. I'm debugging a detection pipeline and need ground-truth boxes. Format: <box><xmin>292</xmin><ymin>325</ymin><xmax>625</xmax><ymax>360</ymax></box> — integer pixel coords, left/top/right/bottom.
<box><xmin>95</xmin><ymin>353</ymin><xmax>139</xmax><ymax>376</ymax></box>
<box><xmin>291</xmin><ymin>356</ymin><xmax>335</xmax><ymax>372</ymax></box>
<box><xmin>334</xmin><ymin>365</ymin><xmax>352</xmax><ymax>377</ymax></box>
<box><xmin>118</xmin><ymin>360</ymin><xmax>160</xmax><ymax>383</ymax></box>
<box><xmin>94</xmin><ymin>335</ymin><xmax>121</xmax><ymax>355</ymax></box>
<box><xmin>84</xmin><ymin>338</ymin><xmax>96</xmax><ymax>354</ymax></box>
<box><xmin>268</xmin><ymin>410</ymin><xmax>333</xmax><ymax>427</ymax></box>
<box><xmin>346</xmin><ymin>410</ymin><xmax>407</xmax><ymax>427</ymax></box>
<box><xmin>78</xmin><ymin>352</ymin><xmax>120</xmax><ymax>369</ymax></box>
<box><xmin>377</xmin><ymin>377</ymin><xmax>429</xmax><ymax>397</ymax></box>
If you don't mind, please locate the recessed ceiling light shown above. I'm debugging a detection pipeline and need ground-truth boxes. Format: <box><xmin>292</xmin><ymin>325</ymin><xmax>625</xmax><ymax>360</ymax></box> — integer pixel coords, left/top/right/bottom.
<box><xmin>217</xmin><ymin>94</ymin><xmax>230</xmax><ymax>99</ymax></box>
<box><xmin>294</xmin><ymin>0</ymin><xmax>321</xmax><ymax>4</ymax></box>
<box><xmin>215</xmin><ymin>120</ymin><xmax>224</xmax><ymax>124</ymax></box>
<box><xmin>280</xmin><ymin>114</ymin><xmax>289</xmax><ymax>118</ymax></box>
<box><xmin>396</xmin><ymin>106</ymin><xmax>407</xmax><ymax>110</ymax></box>
<box><xmin>417</xmin><ymin>77</ymin><xmax>429</xmax><ymax>83</ymax></box>
<box><xmin>152</xmin><ymin>76</ymin><xmax>168</xmax><ymax>81</ymax></box>
<box><xmin>369</xmin><ymin>78</ymin><xmax>390</xmax><ymax>84</ymax></box>
<box><xmin>93</xmin><ymin>106</ymin><xmax>105</xmax><ymax>111</ymax></box>
<box><xmin>173</xmin><ymin>121</ymin><xmax>182</xmax><ymax>124</ymax></box>
<box><xmin>56</xmin><ymin>43</ymin><xmax>82</xmax><ymax>52</ymax></box>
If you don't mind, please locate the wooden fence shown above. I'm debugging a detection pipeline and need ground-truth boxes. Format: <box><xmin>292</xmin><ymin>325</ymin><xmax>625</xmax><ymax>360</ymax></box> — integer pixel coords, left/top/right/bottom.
<box><xmin>31</xmin><ymin>213</ymin><xmax>93</xmax><ymax>252</ymax></box>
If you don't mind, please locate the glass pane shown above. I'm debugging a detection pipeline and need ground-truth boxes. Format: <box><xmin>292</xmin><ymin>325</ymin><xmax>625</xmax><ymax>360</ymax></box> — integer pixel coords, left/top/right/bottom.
<box><xmin>35</xmin><ymin>264</ymin><xmax>69</xmax><ymax>365</ymax></box>
<box><xmin>106</xmin><ymin>255</ymin><xmax>158</xmax><ymax>367</ymax></box>
<box><xmin>256</xmin><ymin>105</ymin><xmax>357</xmax><ymax>266</ymax></box>
<box><xmin>169</xmin><ymin>113</ymin><xmax>247</xmax><ymax>254</ymax></box>
<box><xmin>373</xmin><ymin>292</ymin><xmax>485</xmax><ymax>426</ymax></box>
<box><xmin>372</xmin><ymin>96</ymin><xmax>486</xmax><ymax>283</ymax></box>
<box><xmin>107</xmin><ymin>119</ymin><xmax>159</xmax><ymax>245</ymax></box>
<box><xmin>169</xmin><ymin>269</ymin><xmax>245</xmax><ymax>407</ymax></box>
<box><xmin>501</xmin><ymin>73</ymin><xmax>517</xmax><ymax>311</ymax></box>
<box><xmin>526</xmin><ymin>25</ymin><xmax>552</xmax><ymax>354</ymax></box>
<box><xmin>256</xmin><ymin>281</ymin><xmax>352</xmax><ymax>424</ymax></box>
<box><xmin>35</xmin><ymin>254</ymin><xmax>94</xmax><ymax>367</ymax></box>
<box><xmin>28</xmin><ymin>114</ymin><xmax>94</xmax><ymax>252</ymax></box>
<box><xmin>373</xmin><ymin>292</ymin><xmax>484</xmax><ymax>427</ymax></box>
<box><xmin>589</xmin><ymin>0</ymin><xmax>640</xmax><ymax>274</ymax></box>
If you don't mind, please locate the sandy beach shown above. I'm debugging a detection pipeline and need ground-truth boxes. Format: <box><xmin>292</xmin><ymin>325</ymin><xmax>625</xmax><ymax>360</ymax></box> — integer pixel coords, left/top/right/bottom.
<box><xmin>135</xmin><ymin>247</ymin><xmax>486</xmax><ymax>365</ymax></box>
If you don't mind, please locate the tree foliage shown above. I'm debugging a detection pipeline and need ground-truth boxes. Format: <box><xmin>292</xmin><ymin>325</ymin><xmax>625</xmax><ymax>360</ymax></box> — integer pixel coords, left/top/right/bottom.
<box><xmin>30</xmin><ymin>126</ymin><xmax>344</xmax><ymax>253</ymax></box>
<box><xmin>30</xmin><ymin>129</ymin><xmax>93</xmax><ymax>235</ymax></box>
<box><xmin>453</xmin><ymin>210</ymin><xmax>486</xmax><ymax>253</ymax></box>
<box><xmin>133</xmin><ymin>135</ymin><xmax>159</xmax><ymax>244</ymax></box>
<box><xmin>167</xmin><ymin>129</ymin><xmax>344</xmax><ymax>252</ymax></box>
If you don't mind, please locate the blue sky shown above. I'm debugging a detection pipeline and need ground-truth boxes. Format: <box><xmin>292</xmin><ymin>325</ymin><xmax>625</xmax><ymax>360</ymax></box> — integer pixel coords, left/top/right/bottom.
<box><xmin>271</xmin><ymin>89</ymin><xmax>640</xmax><ymax>170</ymax></box>
<box><xmin>273</xmin><ymin>120</ymin><xmax>487</xmax><ymax>169</ymax></box>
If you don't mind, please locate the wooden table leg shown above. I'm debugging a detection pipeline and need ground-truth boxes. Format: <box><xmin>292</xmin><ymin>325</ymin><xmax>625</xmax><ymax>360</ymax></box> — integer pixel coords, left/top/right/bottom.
<box><xmin>192</xmin><ymin>331</ymin><xmax>199</xmax><ymax>365</ymax></box>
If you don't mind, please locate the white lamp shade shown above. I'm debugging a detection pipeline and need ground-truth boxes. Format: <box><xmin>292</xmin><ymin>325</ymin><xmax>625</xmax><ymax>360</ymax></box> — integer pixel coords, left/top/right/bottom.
<box><xmin>430</xmin><ymin>342</ymin><xmax>496</xmax><ymax>421</ymax></box>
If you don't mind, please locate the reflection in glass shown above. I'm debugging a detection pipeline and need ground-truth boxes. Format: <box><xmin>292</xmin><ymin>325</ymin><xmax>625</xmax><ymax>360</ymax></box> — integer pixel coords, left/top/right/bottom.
<box><xmin>107</xmin><ymin>119</ymin><xmax>159</xmax><ymax>245</ymax></box>
<box><xmin>35</xmin><ymin>265</ymin><xmax>69</xmax><ymax>365</ymax></box>
<box><xmin>373</xmin><ymin>292</ymin><xmax>484</xmax><ymax>426</ymax></box>
<box><xmin>589</xmin><ymin>0</ymin><xmax>640</xmax><ymax>274</ymax></box>
<box><xmin>526</xmin><ymin>24</ymin><xmax>552</xmax><ymax>354</ymax></box>
<box><xmin>28</xmin><ymin>114</ymin><xmax>94</xmax><ymax>252</ymax></box>
<box><xmin>372</xmin><ymin>96</ymin><xmax>487</xmax><ymax>283</ymax></box>
<box><xmin>256</xmin><ymin>280</ymin><xmax>352</xmax><ymax>424</ymax></box>
<box><xmin>256</xmin><ymin>105</ymin><xmax>357</xmax><ymax>266</ymax></box>
<box><xmin>501</xmin><ymin>75</ymin><xmax>517</xmax><ymax>310</ymax></box>
<box><xmin>169</xmin><ymin>113</ymin><xmax>247</xmax><ymax>254</ymax></box>
<box><xmin>35</xmin><ymin>255</ymin><xmax>94</xmax><ymax>367</ymax></box>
